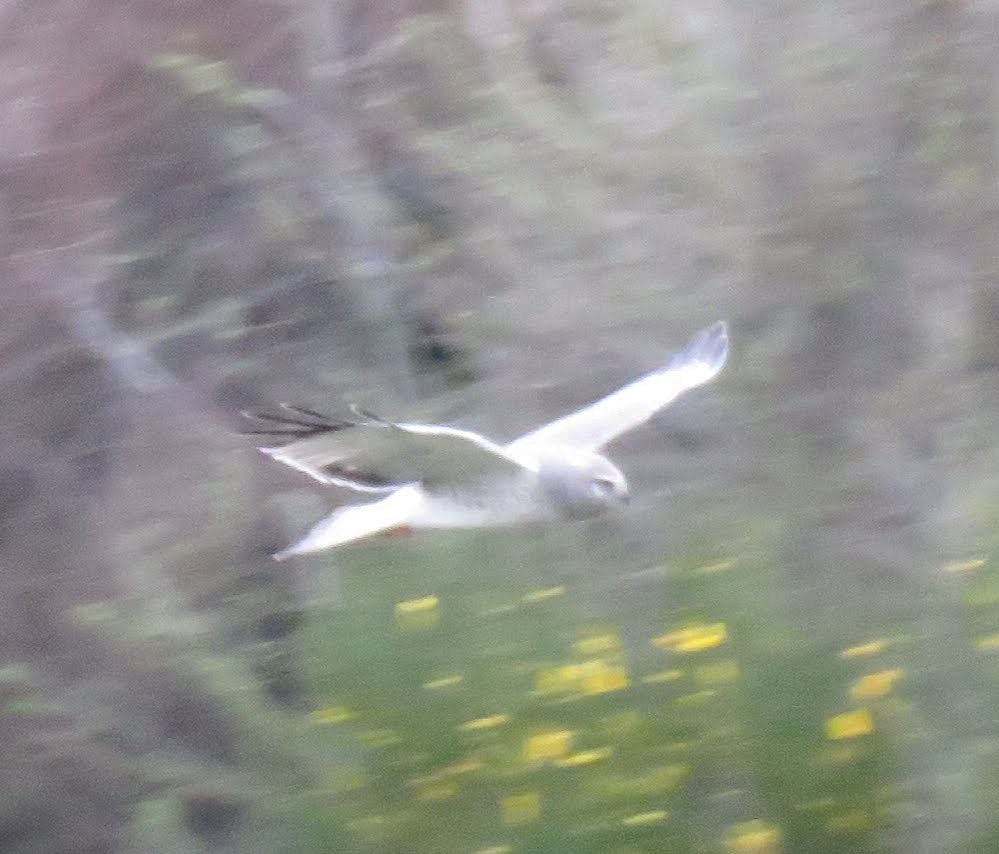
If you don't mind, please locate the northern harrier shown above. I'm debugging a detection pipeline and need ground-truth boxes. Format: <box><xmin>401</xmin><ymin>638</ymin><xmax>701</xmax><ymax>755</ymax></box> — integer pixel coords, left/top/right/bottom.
<box><xmin>245</xmin><ymin>321</ymin><xmax>729</xmax><ymax>559</ymax></box>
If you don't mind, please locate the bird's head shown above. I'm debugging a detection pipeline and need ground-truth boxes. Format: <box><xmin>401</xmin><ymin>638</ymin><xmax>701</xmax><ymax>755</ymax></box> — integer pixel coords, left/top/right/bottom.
<box><xmin>537</xmin><ymin>447</ymin><xmax>630</xmax><ymax>520</ymax></box>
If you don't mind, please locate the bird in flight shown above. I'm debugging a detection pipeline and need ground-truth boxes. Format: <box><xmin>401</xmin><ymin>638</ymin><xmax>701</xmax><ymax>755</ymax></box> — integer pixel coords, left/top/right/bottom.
<box><xmin>244</xmin><ymin>321</ymin><xmax>729</xmax><ymax>559</ymax></box>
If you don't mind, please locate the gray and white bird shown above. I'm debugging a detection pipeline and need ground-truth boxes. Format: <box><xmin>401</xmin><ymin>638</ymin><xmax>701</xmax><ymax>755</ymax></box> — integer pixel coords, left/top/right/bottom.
<box><xmin>245</xmin><ymin>321</ymin><xmax>729</xmax><ymax>559</ymax></box>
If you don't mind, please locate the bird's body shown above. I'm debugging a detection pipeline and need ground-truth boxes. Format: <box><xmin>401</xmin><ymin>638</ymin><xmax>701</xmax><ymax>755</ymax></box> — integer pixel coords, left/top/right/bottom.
<box><xmin>245</xmin><ymin>321</ymin><xmax>729</xmax><ymax>559</ymax></box>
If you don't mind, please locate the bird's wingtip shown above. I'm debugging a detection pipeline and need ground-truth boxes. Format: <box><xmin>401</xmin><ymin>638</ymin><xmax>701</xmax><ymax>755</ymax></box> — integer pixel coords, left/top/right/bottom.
<box><xmin>272</xmin><ymin>541</ymin><xmax>301</xmax><ymax>560</ymax></box>
<box><xmin>706</xmin><ymin>319</ymin><xmax>728</xmax><ymax>342</ymax></box>
<box><xmin>677</xmin><ymin>320</ymin><xmax>729</xmax><ymax>377</ymax></box>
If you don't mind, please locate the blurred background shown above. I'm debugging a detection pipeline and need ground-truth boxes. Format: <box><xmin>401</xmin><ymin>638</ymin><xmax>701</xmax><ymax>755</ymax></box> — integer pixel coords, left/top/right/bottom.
<box><xmin>2</xmin><ymin>1</ymin><xmax>999</xmax><ymax>852</ymax></box>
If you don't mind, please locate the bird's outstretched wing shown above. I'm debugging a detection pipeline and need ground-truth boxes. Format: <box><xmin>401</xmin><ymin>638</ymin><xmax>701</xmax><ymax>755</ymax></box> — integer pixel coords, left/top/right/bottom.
<box><xmin>273</xmin><ymin>485</ymin><xmax>425</xmax><ymax>559</ymax></box>
<box><xmin>243</xmin><ymin>405</ymin><xmax>529</xmax><ymax>490</ymax></box>
<box><xmin>507</xmin><ymin>321</ymin><xmax>729</xmax><ymax>458</ymax></box>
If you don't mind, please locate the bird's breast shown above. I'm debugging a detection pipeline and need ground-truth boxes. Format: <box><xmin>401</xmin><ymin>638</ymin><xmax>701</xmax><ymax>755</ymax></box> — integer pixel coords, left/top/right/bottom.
<box><xmin>417</xmin><ymin>472</ymin><xmax>552</xmax><ymax>528</ymax></box>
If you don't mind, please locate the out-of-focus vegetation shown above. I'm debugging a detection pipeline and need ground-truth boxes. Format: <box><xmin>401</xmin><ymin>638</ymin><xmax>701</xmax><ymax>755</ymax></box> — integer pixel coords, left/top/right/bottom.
<box><xmin>2</xmin><ymin>1</ymin><xmax>999</xmax><ymax>852</ymax></box>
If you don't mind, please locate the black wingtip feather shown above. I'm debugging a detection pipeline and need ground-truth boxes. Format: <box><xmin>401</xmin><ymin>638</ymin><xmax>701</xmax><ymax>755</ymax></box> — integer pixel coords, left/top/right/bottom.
<box><xmin>237</xmin><ymin>405</ymin><xmax>355</xmax><ymax>439</ymax></box>
<box><xmin>278</xmin><ymin>403</ymin><xmax>341</xmax><ymax>423</ymax></box>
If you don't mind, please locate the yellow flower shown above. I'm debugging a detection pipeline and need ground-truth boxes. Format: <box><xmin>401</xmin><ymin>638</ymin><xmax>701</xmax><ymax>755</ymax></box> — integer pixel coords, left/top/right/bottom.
<box><xmin>642</xmin><ymin>668</ymin><xmax>684</xmax><ymax>685</ymax></box>
<box><xmin>554</xmin><ymin>747</ymin><xmax>613</xmax><ymax>767</ymax></box>
<box><xmin>534</xmin><ymin>664</ymin><xmax>582</xmax><ymax>695</ymax></box>
<box><xmin>524</xmin><ymin>729</ymin><xmax>574</xmax><ymax>762</ymax></box>
<box><xmin>850</xmin><ymin>669</ymin><xmax>903</xmax><ymax>700</ymax></box>
<box><xmin>574</xmin><ymin>631</ymin><xmax>621</xmax><ymax>656</ymax></box>
<box><xmin>459</xmin><ymin>714</ymin><xmax>509</xmax><ymax>732</ymax></box>
<box><xmin>522</xmin><ymin>586</ymin><xmax>565</xmax><ymax>603</ymax></box>
<box><xmin>582</xmin><ymin>662</ymin><xmax>630</xmax><ymax>695</ymax></box>
<box><xmin>312</xmin><ymin>705</ymin><xmax>354</xmax><ymax>725</ymax></box>
<box><xmin>653</xmin><ymin>623</ymin><xmax>728</xmax><ymax>653</ymax></box>
<box><xmin>394</xmin><ymin>595</ymin><xmax>440</xmax><ymax>631</ymax></box>
<box><xmin>622</xmin><ymin>810</ymin><xmax>667</xmax><ymax>826</ymax></box>
<box><xmin>839</xmin><ymin>639</ymin><xmax>888</xmax><ymax>659</ymax></box>
<box><xmin>535</xmin><ymin>659</ymin><xmax>630</xmax><ymax>696</ymax></box>
<box><xmin>825</xmin><ymin>708</ymin><xmax>874</xmax><ymax>740</ymax></box>
<box><xmin>423</xmin><ymin>674</ymin><xmax>463</xmax><ymax>690</ymax></box>
<box><xmin>725</xmin><ymin>819</ymin><xmax>781</xmax><ymax>853</ymax></box>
